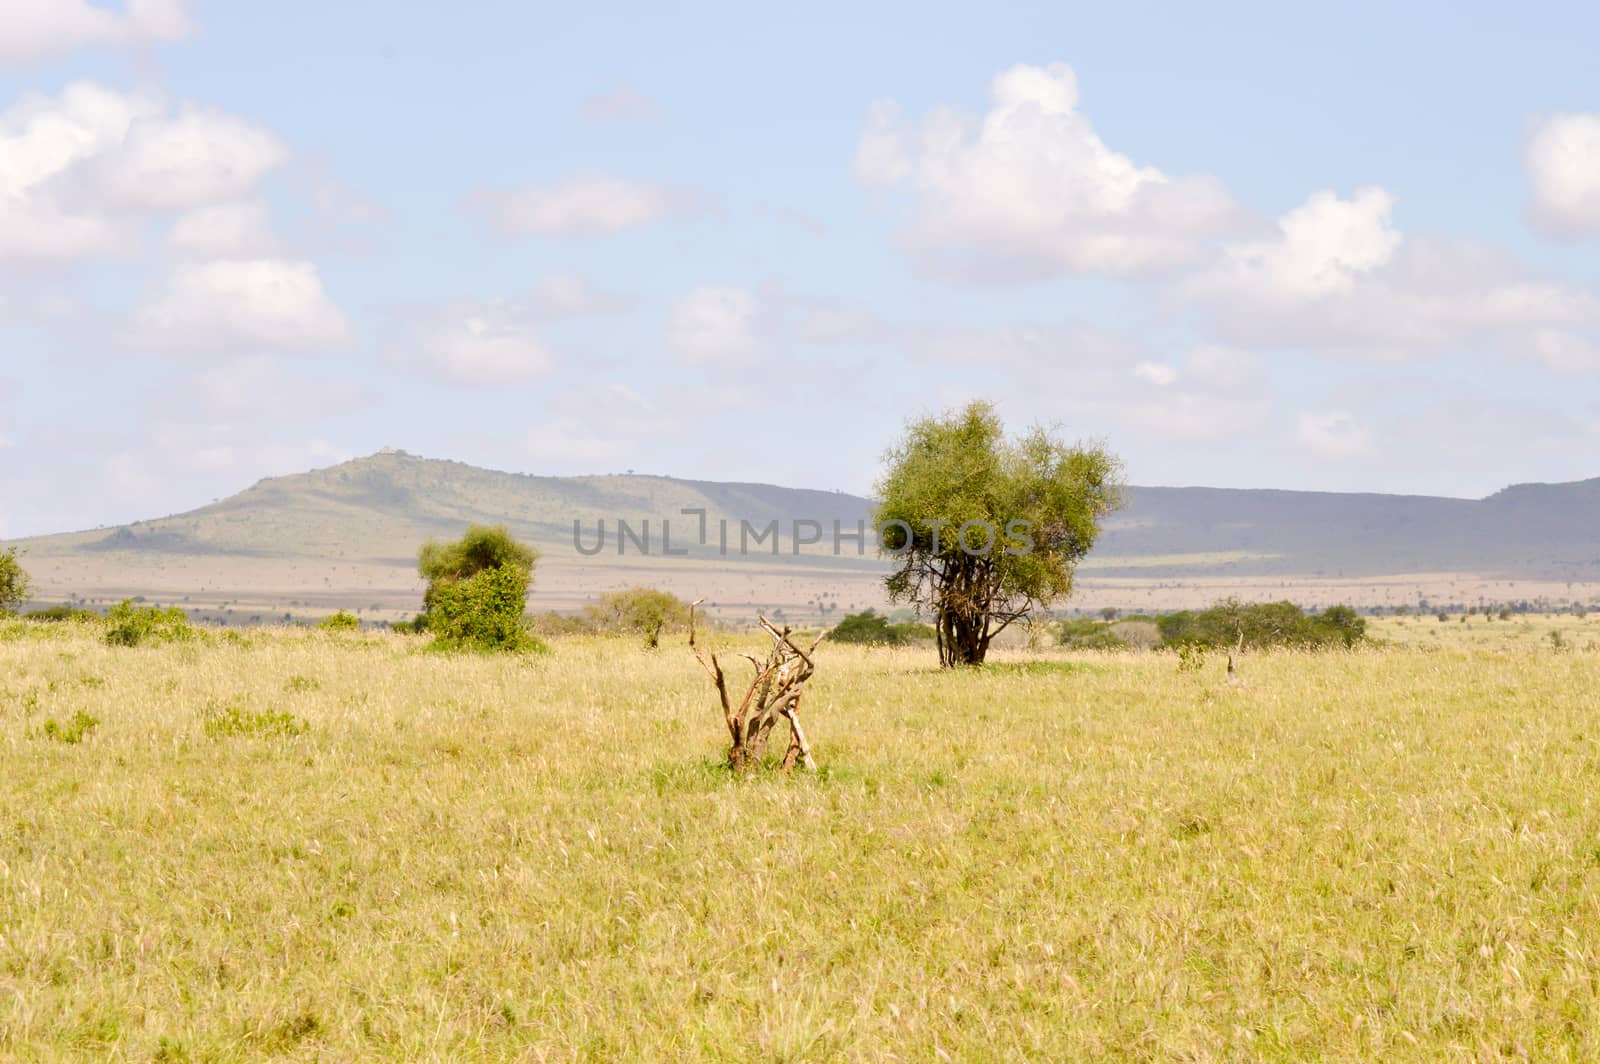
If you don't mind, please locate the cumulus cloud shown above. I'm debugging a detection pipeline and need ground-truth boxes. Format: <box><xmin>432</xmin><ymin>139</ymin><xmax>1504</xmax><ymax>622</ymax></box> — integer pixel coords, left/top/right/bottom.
<box><xmin>0</xmin><ymin>81</ymin><xmax>288</xmax><ymax>261</ymax></box>
<box><xmin>669</xmin><ymin>286</ymin><xmax>766</xmax><ymax>365</ymax></box>
<box><xmin>0</xmin><ymin>0</ymin><xmax>192</xmax><ymax>66</ymax></box>
<box><xmin>855</xmin><ymin>62</ymin><xmax>1244</xmax><ymax>280</ymax></box>
<box><xmin>131</xmin><ymin>259</ymin><xmax>350</xmax><ymax>353</ymax></box>
<box><xmin>1525</xmin><ymin>113</ymin><xmax>1600</xmax><ymax>239</ymax></box>
<box><xmin>1184</xmin><ymin>187</ymin><xmax>1600</xmax><ymax>365</ymax></box>
<box><xmin>578</xmin><ymin>83</ymin><xmax>658</xmax><ymax>123</ymax></box>
<box><xmin>168</xmin><ymin>200</ymin><xmax>279</xmax><ymax>258</ymax></box>
<box><xmin>1296</xmin><ymin>410</ymin><xmax>1373</xmax><ymax>460</ymax></box>
<box><xmin>419</xmin><ymin>310</ymin><xmax>555</xmax><ymax>385</ymax></box>
<box><xmin>472</xmin><ymin>173</ymin><xmax>691</xmax><ymax>236</ymax></box>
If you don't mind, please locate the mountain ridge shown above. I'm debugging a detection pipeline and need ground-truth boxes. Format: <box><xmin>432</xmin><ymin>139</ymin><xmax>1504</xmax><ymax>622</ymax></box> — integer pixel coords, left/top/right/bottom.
<box><xmin>8</xmin><ymin>450</ymin><xmax>1599</xmax><ymax>619</ymax></box>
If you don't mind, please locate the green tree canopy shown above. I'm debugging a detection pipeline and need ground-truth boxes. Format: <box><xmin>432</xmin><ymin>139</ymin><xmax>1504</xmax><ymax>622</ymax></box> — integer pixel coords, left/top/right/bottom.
<box><xmin>587</xmin><ymin>587</ymin><xmax>690</xmax><ymax>648</ymax></box>
<box><xmin>0</xmin><ymin>547</ymin><xmax>31</xmax><ymax>615</ymax></box>
<box><xmin>875</xmin><ymin>401</ymin><xmax>1123</xmax><ymax>666</ymax></box>
<box><xmin>416</xmin><ymin>525</ymin><xmax>541</xmax><ymax>652</ymax></box>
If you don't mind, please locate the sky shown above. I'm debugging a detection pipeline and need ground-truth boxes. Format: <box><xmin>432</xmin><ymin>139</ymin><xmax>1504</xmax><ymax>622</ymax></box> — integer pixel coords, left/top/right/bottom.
<box><xmin>2</xmin><ymin>0</ymin><xmax>1599</xmax><ymax>538</ymax></box>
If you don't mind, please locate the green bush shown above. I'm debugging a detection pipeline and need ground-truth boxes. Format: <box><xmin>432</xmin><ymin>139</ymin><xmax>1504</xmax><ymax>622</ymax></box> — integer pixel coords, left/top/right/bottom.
<box><xmin>415</xmin><ymin>525</ymin><xmax>543</xmax><ymax>653</ymax></box>
<box><xmin>425</xmin><ymin>562</ymin><xmax>542</xmax><ymax>653</ymax></box>
<box><xmin>1156</xmin><ymin>600</ymin><xmax>1365</xmax><ymax>651</ymax></box>
<box><xmin>586</xmin><ymin>587</ymin><xmax>690</xmax><ymax>648</ymax></box>
<box><xmin>105</xmin><ymin>600</ymin><xmax>195</xmax><ymax>647</ymax></box>
<box><xmin>318</xmin><ymin>611</ymin><xmax>360</xmax><ymax>632</ymax></box>
<box><xmin>202</xmin><ymin>698</ymin><xmax>307</xmax><ymax>739</ymax></box>
<box><xmin>41</xmin><ymin>710</ymin><xmax>100</xmax><ymax>744</ymax></box>
<box><xmin>0</xmin><ymin>546</ymin><xmax>29</xmax><ymax>615</ymax></box>
<box><xmin>25</xmin><ymin>604</ymin><xmax>99</xmax><ymax>623</ymax></box>
<box><xmin>828</xmin><ymin>609</ymin><xmax>931</xmax><ymax>646</ymax></box>
<box><xmin>1056</xmin><ymin>617</ymin><xmax>1130</xmax><ymax>650</ymax></box>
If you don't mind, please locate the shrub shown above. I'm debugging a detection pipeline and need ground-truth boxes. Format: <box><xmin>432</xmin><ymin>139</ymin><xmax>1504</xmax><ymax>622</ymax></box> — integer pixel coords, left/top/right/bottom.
<box><xmin>586</xmin><ymin>587</ymin><xmax>690</xmax><ymax>648</ymax></box>
<box><xmin>426</xmin><ymin>563</ymin><xmax>542</xmax><ymax>653</ymax></box>
<box><xmin>828</xmin><ymin>609</ymin><xmax>932</xmax><ymax>646</ymax></box>
<box><xmin>105</xmin><ymin>600</ymin><xmax>195</xmax><ymax>647</ymax></box>
<box><xmin>318</xmin><ymin>611</ymin><xmax>360</xmax><ymax>632</ymax></box>
<box><xmin>202</xmin><ymin>698</ymin><xmax>307</xmax><ymax>739</ymax></box>
<box><xmin>1157</xmin><ymin>599</ymin><xmax>1365</xmax><ymax>651</ymax></box>
<box><xmin>1057</xmin><ymin>617</ymin><xmax>1130</xmax><ymax>650</ymax></box>
<box><xmin>24</xmin><ymin>605</ymin><xmax>99</xmax><ymax>623</ymax></box>
<box><xmin>415</xmin><ymin>525</ymin><xmax>543</xmax><ymax>653</ymax></box>
<box><xmin>0</xmin><ymin>547</ymin><xmax>29</xmax><ymax>615</ymax></box>
<box><xmin>41</xmin><ymin>710</ymin><xmax>100</xmax><ymax>744</ymax></box>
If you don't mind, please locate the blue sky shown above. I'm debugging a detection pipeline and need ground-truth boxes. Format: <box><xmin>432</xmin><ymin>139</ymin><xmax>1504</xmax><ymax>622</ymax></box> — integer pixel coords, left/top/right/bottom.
<box><xmin>2</xmin><ymin>0</ymin><xmax>1599</xmax><ymax>537</ymax></box>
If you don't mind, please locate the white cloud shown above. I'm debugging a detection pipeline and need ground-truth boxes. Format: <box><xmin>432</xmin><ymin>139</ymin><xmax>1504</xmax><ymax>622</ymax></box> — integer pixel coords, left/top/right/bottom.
<box><xmin>855</xmin><ymin>62</ymin><xmax>1243</xmax><ymax>280</ymax></box>
<box><xmin>1525</xmin><ymin>113</ymin><xmax>1600</xmax><ymax>239</ymax></box>
<box><xmin>1530</xmin><ymin>329</ymin><xmax>1600</xmax><ymax>373</ymax></box>
<box><xmin>669</xmin><ymin>286</ymin><xmax>765</xmax><ymax>365</ymax></box>
<box><xmin>168</xmin><ymin>200</ymin><xmax>279</xmax><ymax>258</ymax></box>
<box><xmin>412</xmin><ymin>302</ymin><xmax>557</xmax><ymax>385</ymax></box>
<box><xmin>132</xmin><ymin>259</ymin><xmax>350</xmax><ymax>353</ymax></box>
<box><xmin>1185</xmin><ymin>188</ymin><xmax>1600</xmax><ymax>365</ymax></box>
<box><xmin>473</xmin><ymin>173</ymin><xmax>688</xmax><ymax>236</ymax></box>
<box><xmin>0</xmin><ymin>81</ymin><xmax>288</xmax><ymax>261</ymax></box>
<box><xmin>578</xmin><ymin>83</ymin><xmax>658</xmax><ymax>123</ymax></box>
<box><xmin>1296</xmin><ymin>411</ymin><xmax>1373</xmax><ymax>460</ymax></box>
<box><xmin>1133</xmin><ymin>361</ymin><xmax>1178</xmax><ymax>387</ymax></box>
<box><xmin>0</xmin><ymin>0</ymin><xmax>192</xmax><ymax>66</ymax></box>
<box><xmin>527</xmin><ymin>272</ymin><xmax>630</xmax><ymax>318</ymax></box>
<box><xmin>93</xmin><ymin>106</ymin><xmax>287</xmax><ymax>210</ymax></box>
<box><xmin>1207</xmin><ymin>187</ymin><xmax>1401</xmax><ymax>301</ymax></box>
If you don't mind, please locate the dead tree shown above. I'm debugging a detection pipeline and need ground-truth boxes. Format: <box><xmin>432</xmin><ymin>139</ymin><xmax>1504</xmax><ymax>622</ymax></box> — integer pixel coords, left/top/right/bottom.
<box><xmin>688</xmin><ymin>599</ymin><xmax>820</xmax><ymax>772</ymax></box>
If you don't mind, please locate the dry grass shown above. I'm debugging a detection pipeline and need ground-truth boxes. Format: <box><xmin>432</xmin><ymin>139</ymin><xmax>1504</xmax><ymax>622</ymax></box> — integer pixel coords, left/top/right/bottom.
<box><xmin>3</xmin><ymin>618</ymin><xmax>1600</xmax><ymax>1060</ymax></box>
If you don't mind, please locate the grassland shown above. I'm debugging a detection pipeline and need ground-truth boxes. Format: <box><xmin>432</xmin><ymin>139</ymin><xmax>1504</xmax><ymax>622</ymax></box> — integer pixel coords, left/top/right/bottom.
<box><xmin>4</xmin><ymin>618</ymin><xmax>1600</xmax><ymax>1060</ymax></box>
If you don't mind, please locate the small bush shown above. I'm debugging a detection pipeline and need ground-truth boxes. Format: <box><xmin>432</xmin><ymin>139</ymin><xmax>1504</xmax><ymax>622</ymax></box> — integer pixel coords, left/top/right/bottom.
<box><xmin>1157</xmin><ymin>600</ymin><xmax>1365</xmax><ymax>651</ymax></box>
<box><xmin>24</xmin><ymin>604</ymin><xmax>99</xmax><ymax>623</ymax></box>
<box><xmin>586</xmin><ymin>587</ymin><xmax>690</xmax><ymax>648</ymax></box>
<box><xmin>318</xmin><ymin>611</ymin><xmax>360</xmax><ymax>632</ymax></box>
<box><xmin>1057</xmin><ymin>617</ymin><xmax>1130</xmax><ymax>650</ymax></box>
<box><xmin>283</xmin><ymin>674</ymin><xmax>320</xmax><ymax>693</ymax></box>
<box><xmin>828</xmin><ymin>609</ymin><xmax>930</xmax><ymax>646</ymax></box>
<box><xmin>105</xmin><ymin>600</ymin><xmax>195</xmax><ymax>647</ymax></box>
<box><xmin>41</xmin><ymin>710</ymin><xmax>100</xmax><ymax>744</ymax></box>
<box><xmin>202</xmin><ymin>698</ymin><xmax>307</xmax><ymax>739</ymax></box>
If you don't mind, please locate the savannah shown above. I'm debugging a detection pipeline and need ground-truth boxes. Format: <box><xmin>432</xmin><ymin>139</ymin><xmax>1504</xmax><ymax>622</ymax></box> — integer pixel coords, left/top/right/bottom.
<box><xmin>7</xmin><ymin>3</ymin><xmax>1600</xmax><ymax>1060</ymax></box>
<box><xmin>5</xmin><ymin>605</ymin><xmax>1600</xmax><ymax>1059</ymax></box>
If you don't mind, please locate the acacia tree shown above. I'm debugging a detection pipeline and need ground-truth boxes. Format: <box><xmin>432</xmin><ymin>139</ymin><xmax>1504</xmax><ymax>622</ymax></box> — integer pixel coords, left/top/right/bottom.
<box><xmin>875</xmin><ymin>401</ymin><xmax>1123</xmax><ymax>667</ymax></box>
<box><xmin>0</xmin><ymin>547</ymin><xmax>32</xmax><ymax>615</ymax></box>
<box><xmin>588</xmin><ymin>586</ymin><xmax>690</xmax><ymax>648</ymax></box>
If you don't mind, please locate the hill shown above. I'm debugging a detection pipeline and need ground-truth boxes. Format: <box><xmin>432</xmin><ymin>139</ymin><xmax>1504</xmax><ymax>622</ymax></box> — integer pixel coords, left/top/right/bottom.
<box><xmin>7</xmin><ymin>451</ymin><xmax>1600</xmax><ymax>621</ymax></box>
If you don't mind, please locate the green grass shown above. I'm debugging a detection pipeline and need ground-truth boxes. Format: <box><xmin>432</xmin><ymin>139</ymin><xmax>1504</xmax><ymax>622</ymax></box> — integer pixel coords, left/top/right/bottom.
<box><xmin>2</xmin><ymin>619</ymin><xmax>1599</xmax><ymax>1059</ymax></box>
